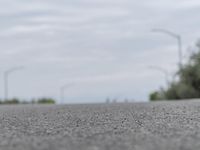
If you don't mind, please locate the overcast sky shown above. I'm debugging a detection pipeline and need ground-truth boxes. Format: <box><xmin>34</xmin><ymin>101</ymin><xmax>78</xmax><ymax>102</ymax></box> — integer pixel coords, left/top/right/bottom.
<box><xmin>0</xmin><ymin>0</ymin><xmax>200</xmax><ymax>103</ymax></box>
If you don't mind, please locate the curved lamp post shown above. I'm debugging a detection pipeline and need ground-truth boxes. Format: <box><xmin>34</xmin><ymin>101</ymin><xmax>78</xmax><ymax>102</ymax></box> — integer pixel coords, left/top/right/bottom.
<box><xmin>4</xmin><ymin>66</ymin><xmax>24</xmax><ymax>100</ymax></box>
<box><xmin>152</xmin><ymin>28</ymin><xmax>183</xmax><ymax>69</ymax></box>
<box><xmin>60</xmin><ymin>83</ymin><xmax>74</xmax><ymax>104</ymax></box>
<box><xmin>148</xmin><ymin>65</ymin><xmax>170</xmax><ymax>86</ymax></box>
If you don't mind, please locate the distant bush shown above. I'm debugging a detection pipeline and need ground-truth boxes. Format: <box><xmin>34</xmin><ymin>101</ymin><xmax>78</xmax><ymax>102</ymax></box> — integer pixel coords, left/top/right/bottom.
<box><xmin>3</xmin><ymin>98</ymin><xmax>20</xmax><ymax>104</ymax></box>
<box><xmin>0</xmin><ymin>98</ymin><xmax>56</xmax><ymax>105</ymax></box>
<box><xmin>37</xmin><ymin>98</ymin><xmax>55</xmax><ymax>104</ymax></box>
<box><xmin>149</xmin><ymin>91</ymin><xmax>165</xmax><ymax>101</ymax></box>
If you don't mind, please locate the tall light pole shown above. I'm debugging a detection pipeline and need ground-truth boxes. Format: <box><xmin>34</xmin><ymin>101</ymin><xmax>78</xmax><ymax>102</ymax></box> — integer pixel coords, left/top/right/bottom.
<box><xmin>4</xmin><ymin>66</ymin><xmax>24</xmax><ymax>100</ymax></box>
<box><xmin>148</xmin><ymin>66</ymin><xmax>170</xmax><ymax>86</ymax></box>
<box><xmin>60</xmin><ymin>83</ymin><xmax>74</xmax><ymax>104</ymax></box>
<box><xmin>152</xmin><ymin>28</ymin><xmax>183</xmax><ymax>69</ymax></box>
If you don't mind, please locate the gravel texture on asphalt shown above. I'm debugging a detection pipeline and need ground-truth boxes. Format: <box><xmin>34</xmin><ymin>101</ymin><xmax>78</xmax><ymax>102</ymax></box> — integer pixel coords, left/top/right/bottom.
<box><xmin>1</xmin><ymin>101</ymin><xmax>200</xmax><ymax>150</ymax></box>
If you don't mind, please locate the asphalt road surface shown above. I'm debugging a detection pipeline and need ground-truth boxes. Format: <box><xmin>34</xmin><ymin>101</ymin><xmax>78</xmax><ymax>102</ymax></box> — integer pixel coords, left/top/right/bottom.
<box><xmin>1</xmin><ymin>101</ymin><xmax>200</xmax><ymax>150</ymax></box>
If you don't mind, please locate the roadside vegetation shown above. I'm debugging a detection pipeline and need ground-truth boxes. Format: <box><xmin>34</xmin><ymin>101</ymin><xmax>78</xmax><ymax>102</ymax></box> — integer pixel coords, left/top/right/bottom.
<box><xmin>0</xmin><ymin>98</ymin><xmax>56</xmax><ymax>105</ymax></box>
<box><xmin>150</xmin><ymin>41</ymin><xmax>200</xmax><ymax>101</ymax></box>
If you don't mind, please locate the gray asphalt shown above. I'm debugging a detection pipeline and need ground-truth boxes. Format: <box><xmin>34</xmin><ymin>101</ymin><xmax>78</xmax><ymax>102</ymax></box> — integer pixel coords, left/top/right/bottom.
<box><xmin>1</xmin><ymin>101</ymin><xmax>200</xmax><ymax>150</ymax></box>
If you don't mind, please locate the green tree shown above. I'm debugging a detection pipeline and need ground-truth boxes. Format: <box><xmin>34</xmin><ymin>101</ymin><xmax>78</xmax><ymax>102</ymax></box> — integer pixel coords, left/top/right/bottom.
<box><xmin>150</xmin><ymin>40</ymin><xmax>200</xmax><ymax>101</ymax></box>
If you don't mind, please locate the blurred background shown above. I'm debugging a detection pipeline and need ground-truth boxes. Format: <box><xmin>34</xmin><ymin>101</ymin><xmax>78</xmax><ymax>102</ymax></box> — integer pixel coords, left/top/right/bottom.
<box><xmin>0</xmin><ymin>0</ymin><xmax>200</xmax><ymax>104</ymax></box>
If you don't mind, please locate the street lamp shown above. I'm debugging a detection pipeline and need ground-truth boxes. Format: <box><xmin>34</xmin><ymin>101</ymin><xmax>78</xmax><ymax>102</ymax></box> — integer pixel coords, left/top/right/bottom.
<box><xmin>152</xmin><ymin>28</ymin><xmax>183</xmax><ymax>68</ymax></box>
<box><xmin>148</xmin><ymin>66</ymin><xmax>170</xmax><ymax>86</ymax></box>
<box><xmin>4</xmin><ymin>66</ymin><xmax>24</xmax><ymax>100</ymax></box>
<box><xmin>60</xmin><ymin>83</ymin><xmax>74</xmax><ymax>104</ymax></box>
